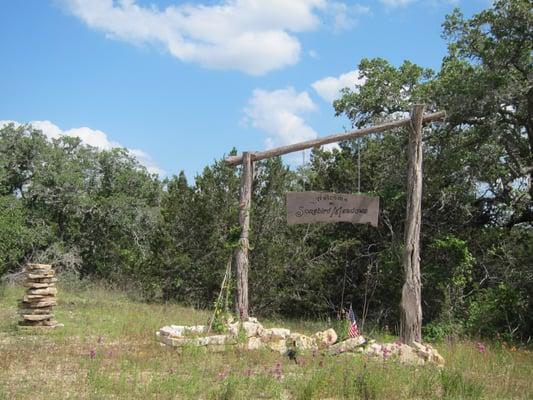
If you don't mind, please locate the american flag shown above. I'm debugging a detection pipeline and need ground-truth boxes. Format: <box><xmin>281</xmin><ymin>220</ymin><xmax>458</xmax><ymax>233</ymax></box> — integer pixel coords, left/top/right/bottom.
<box><xmin>347</xmin><ymin>304</ymin><xmax>359</xmax><ymax>338</ymax></box>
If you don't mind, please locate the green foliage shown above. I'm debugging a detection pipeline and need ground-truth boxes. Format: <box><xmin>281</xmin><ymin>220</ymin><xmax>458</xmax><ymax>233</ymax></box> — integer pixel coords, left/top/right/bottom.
<box><xmin>332</xmin><ymin>317</ymin><xmax>350</xmax><ymax>342</ymax></box>
<box><xmin>466</xmin><ymin>283</ymin><xmax>529</xmax><ymax>342</ymax></box>
<box><xmin>423</xmin><ymin>320</ymin><xmax>463</xmax><ymax>343</ymax></box>
<box><xmin>333</xmin><ymin>58</ymin><xmax>435</xmax><ymax>127</ymax></box>
<box><xmin>0</xmin><ymin>196</ymin><xmax>48</xmax><ymax>275</ymax></box>
<box><xmin>424</xmin><ymin>235</ymin><xmax>475</xmax><ymax>326</ymax></box>
<box><xmin>439</xmin><ymin>0</ymin><xmax>532</xmax><ymax>228</ymax></box>
<box><xmin>211</xmin><ymin>274</ymin><xmax>233</xmax><ymax>334</ymax></box>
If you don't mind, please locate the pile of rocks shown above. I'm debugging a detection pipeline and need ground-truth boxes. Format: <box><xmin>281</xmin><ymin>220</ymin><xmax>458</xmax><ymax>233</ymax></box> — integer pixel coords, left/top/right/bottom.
<box><xmin>18</xmin><ymin>263</ymin><xmax>61</xmax><ymax>328</ymax></box>
<box><xmin>157</xmin><ymin>317</ymin><xmax>445</xmax><ymax>367</ymax></box>
<box><xmin>328</xmin><ymin>336</ymin><xmax>445</xmax><ymax>366</ymax></box>
<box><xmin>157</xmin><ymin>317</ymin><xmax>336</xmax><ymax>355</ymax></box>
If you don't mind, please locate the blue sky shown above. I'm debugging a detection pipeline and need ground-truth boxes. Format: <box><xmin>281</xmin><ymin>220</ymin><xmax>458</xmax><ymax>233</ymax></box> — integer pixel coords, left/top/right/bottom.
<box><xmin>0</xmin><ymin>0</ymin><xmax>489</xmax><ymax>179</ymax></box>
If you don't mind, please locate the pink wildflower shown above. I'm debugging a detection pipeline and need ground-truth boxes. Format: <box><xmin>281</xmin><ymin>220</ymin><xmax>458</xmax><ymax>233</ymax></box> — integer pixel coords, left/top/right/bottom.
<box><xmin>476</xmin><ymin>342</ymin><xmax>486</xmax><ymax>353</ymax></box>
<box><xmin>272</xmin><ymin>362</ymin><xmax>284</xmax><ymax>380</ymax></box>
<box><xmin>217</xmin><ymin>371</ymin><xmax>228</xmax><ymax>381</ymax></box>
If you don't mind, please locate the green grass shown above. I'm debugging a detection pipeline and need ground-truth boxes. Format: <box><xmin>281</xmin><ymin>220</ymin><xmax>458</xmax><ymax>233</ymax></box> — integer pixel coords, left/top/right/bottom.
<box><xmin>1</xmin><ymin>282</ymin><xmax>532</xmax><ymax>399</ymax></box>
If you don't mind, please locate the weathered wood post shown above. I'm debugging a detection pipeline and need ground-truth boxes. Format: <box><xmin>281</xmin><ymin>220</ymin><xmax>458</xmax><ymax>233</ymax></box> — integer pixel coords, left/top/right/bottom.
<box><xmin>400</xmin><ymin>104</ymin><xmax>425</xmax><ymax>345</ymax></box>
<box><xmin>235</xmin><ymin>151</ymin><xmax>253</xmax><ymax>319</ymax></box>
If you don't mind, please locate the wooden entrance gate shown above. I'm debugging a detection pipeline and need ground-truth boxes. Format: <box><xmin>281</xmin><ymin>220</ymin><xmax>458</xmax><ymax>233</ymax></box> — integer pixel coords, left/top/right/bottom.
<box><xmin>226</xmin><ymin>105</ymin><xmax>445</xmax><ymax>345</ymax></box>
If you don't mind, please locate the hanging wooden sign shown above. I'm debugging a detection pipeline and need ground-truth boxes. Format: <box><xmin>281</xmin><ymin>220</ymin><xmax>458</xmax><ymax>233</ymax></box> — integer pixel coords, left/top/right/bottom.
<box><xmin>286</xmin><ymin>191</ymin><xmax>379</xmax><ymax>226</ymax></box>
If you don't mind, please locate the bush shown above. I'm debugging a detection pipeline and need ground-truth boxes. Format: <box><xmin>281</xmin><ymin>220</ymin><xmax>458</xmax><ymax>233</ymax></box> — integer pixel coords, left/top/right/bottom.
<box><xmin>423</xmin><ymin>320</ymin><xmax>462</xmax><ymax>342</ymax></box>
<box><xmin>465</xmin><ymin>284</ymin><xmax>528</xmax><ymax>342</ymax></box>
<box><xmin>0</xmin><ymin>196</ymin><xmax>48</xmax><ymax>275</ymax></box>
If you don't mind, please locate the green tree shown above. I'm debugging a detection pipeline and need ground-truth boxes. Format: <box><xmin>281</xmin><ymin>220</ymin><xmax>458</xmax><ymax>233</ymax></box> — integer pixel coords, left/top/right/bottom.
<box><xmin>439</xmin><ymin>0</ymin><xmax>532</xmax><ymax>227</ymax></box>
<box><xmin>0</xmin><ymin>195</ymin><xmax>48</xmax><ymax>275</ymax></box>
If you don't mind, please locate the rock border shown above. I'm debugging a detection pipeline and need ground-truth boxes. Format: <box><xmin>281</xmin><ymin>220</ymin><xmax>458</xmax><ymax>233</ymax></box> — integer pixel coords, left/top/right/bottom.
<box><xmin>156</xmin><ymin>317</ymin><xmax>444</xmax><ymax>367</ymax></box>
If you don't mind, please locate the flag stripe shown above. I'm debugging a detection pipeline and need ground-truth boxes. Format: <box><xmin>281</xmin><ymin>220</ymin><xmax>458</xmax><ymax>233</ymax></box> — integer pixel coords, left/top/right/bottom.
<box><xmin>347</xmin><ymin>305</ymin><xmax>359</xmax><ymax>338</ymax></box>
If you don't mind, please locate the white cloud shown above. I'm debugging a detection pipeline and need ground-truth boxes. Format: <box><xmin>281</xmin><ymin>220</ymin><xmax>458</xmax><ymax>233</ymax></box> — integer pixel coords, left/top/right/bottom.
<box><xmin>128</xmin><ymin>148</ymin><xmax>164</xmax><ymax>176</ymax></box>
<box><xmin>0</xmin><ymin>120</ymin><xmax>164</xmax><ymax>175</ymax></box>
<box><xmin>325</xmin><ymin>2</ymin><xmax>370</xmax><ymax>32</ymax></box>
<box><xmin>244</xmin><ymin>87</ymin><xmax>318</xmax><ymax>148</ymax></box>
<box><xmin>311</xmin><ymin>70</ymin><xmax>365</xmax><ymax>103</ymax></box>
<box><xmin>61</xmin><ymin>0</ymin><xmax>366</xmax><ymax>75</ymax></box>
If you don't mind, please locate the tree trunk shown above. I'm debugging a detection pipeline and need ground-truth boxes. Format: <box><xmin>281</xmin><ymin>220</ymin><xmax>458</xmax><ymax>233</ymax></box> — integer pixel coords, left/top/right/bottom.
<box><xmin>235</xmin><ymin>151</ymin><xmax>252</xmax><ymax>319</ymax></box>
<box><xmin>400</xmin><ymin>104</ymin><xmax>425</xmax><ymax>345</ymax></box>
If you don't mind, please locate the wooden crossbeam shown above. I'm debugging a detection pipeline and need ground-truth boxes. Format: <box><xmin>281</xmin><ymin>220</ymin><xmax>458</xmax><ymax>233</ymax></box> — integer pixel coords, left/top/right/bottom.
<box><xmin>226</xmin><ymin>111</ymin><xmax>445</xmax><ymax>166</ymax></box>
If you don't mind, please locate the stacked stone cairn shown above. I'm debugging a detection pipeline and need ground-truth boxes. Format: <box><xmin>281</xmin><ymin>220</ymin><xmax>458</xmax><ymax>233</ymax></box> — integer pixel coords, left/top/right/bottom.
<box><xmin>157</xmin><ymin>317</ymin><xmax>445</xmax><ymax>367</ymax></box>
<box><xmin>18</xmin><ymin>263</ymin><xmax>61</xmax><ymax>328</ymax></box>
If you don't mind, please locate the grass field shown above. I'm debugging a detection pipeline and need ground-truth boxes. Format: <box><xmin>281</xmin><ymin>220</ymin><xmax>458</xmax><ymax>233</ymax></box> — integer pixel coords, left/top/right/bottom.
<box><xmin>0</xmin><ymin>282</ymin><xmax>531</xmax><ymax>399</ymax></box>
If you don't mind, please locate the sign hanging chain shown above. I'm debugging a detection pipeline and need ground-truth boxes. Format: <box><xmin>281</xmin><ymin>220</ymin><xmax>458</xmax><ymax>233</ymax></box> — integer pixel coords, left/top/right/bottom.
<box><xmin>301</xmin><ymin>149</ymin><xmax>307</xmax><ymax>190</ymax></box>
<box><xmin>357</xmin><ymin>138</ymin><xmax>361</xmax><ymax>193</ymax></box>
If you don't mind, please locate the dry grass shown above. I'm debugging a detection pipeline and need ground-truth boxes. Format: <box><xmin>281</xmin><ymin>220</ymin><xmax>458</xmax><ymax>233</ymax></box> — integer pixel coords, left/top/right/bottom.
<box><xmin>0</xmin><ymin>282</ymin><xmax>531</xmax><ymax>399</ymax></box>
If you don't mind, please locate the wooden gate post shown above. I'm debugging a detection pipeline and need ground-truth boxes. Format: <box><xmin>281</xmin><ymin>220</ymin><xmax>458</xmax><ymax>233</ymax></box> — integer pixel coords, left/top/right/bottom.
<box><xmin>235</xmin><ymin>151</ymin><xmax>253</xmax><ymax>319</ymax></box>
<box><xmin>400</xmin><ymin>104</ymin><xmax>425</xmax><ymax>345</ymax></box>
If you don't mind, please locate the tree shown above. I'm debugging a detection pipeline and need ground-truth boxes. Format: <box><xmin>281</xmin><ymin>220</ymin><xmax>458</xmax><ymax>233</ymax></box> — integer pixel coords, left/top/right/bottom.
<box><xmin>0</xmin><ymin>123</ymin><xmax>48</xmax><ymax>197</ymax></box>
<box><xmin>0</xmin><ymin>195</ymin><xmax>48</xmax><ymax>276</ymax></box>
<box><xmin>439</xmin><ymin>0</ymin><xmax>532</xmax><ymax>227</ymax></box>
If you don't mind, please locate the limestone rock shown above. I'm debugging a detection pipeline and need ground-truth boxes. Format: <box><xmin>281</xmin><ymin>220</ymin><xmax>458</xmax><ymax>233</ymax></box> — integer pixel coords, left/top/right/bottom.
<box><xmin>158</xmin><ymin>335</ymin><xmax>188</xmax><ymax>347</ymax></box>
<box><xmin>430</xmin><ymin>348</ymin><xmax>445</xmax><ymax>366</ymax></box>
<box><xmin>396</xmin><ymin>345</ymin><xmax>425</xmax><ymax>366</ymax></box>
<box><xmin>246</xmin><ymin>337</ymin><xmax>264</xmax><ymax>350</ymax></box>
<box><xmin>28</xmin><ymin>277</ymin><xmax>58</xmax><ymax>284</ymax></box>
<box><xmin>412</xmin><ymin>342</ymin><xmax>445</xmax><ymax>366</ymax></box>
<box><xmin>195</xmin><ymin>335</ymin><xmax>229</xmax><ymax>346</ymax></box>
<box><xmin>159</xmin><ymin>325</ymin><xmax>185</xmax><ymax>338</ymax></box>
<box><xmin>343</xmin><ymin>340</ymin><xmax>446</xmax><ymax>367</ymax></box>
<box><xmin>242</xmin><ymin>320</ymin><xmax>264</xmax><ymax>337</ymax></box>
<box><xmin>28</xmin><ymin>273</ymin><xmax>55</xmax><ymax>279</ymax></box>
<box><xmin>27</xmin><ymin>263</ymin><xmax>52</xmax><ymax>271</ymax></box>
<box><xmin>22</xmin><ymin>295</ymin><xmax>50</xmax><ymax>302</ymax></box>
<box><xmin>262</xmin><ymin>328</ymin><xmax>291</xmax><ymax>339</ymax></box>
<box><xmin>19</xmin><ymin>307</ymin><xmax>53</xmax><ymax>315</ymax></box>
<box><xmin>185</xmin><ymin>325</ymin><xmax>207</xmax><ymax>334</ymax></box>
<box><xmin>23</xmin><ymin>314</ymin><xmax>54</xmax><ymax>321</ymax></box>
<box><xmin>289</xmin><ymin>333</ymin><xmax>317</xmax><ymax>351</ymax></box>
<box><xmin>23</xmin><ymin>282</ymin><xmax>54</xmax><ymax>288</ymax></box>
<box><xmin>227</xmin><ymin>321</ymin><xmax>241</xmax><ymax>336</ymax></box>
<box><xmin>267</xmin><ymin>338</ymin><xmax>287</xmax><ymax>354</ymax></box>
<box><xmin>314</xmin><ymin>328</ymin><xmax>338</xmax><ymax>347</ymax></box>
<box><xmin>328</xmin><ymin>336</ymin><xmax>366</xmax><ymax>354</ymax></box>
<box><xmin>43</xmin><ymin>319</ymin><xmax>63</xmax><ymax>327</ymax></box>
<box><xmin>22</xmin><ymin>300</ymin><xmax>57</xmax><ymax>308</ymax></box>
<box><xmin>27</xmin><ymin>287</ymin><xmax>58</xmax><ymax>296</ymax></box>
<box><xmin>158</xmin><ymin>324</ymin><xmax>208</xmax><ymax>338</ymax></box>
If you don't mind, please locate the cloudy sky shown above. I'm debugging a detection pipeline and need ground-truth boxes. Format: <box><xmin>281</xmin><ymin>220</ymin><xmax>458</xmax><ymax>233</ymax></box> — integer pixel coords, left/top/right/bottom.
<box><xmin>1</xmin><ymin>0</ymin><xmax>489</xmax><ymax>178</ymax></box>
